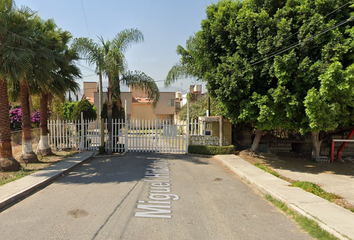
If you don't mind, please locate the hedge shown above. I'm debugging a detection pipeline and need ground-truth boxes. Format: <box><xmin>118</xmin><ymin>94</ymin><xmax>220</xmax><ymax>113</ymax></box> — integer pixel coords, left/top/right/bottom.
<box><xmin>188</xmin><ymin>145</ymin><xmax>235</xmax><ymax>155</ymax></box>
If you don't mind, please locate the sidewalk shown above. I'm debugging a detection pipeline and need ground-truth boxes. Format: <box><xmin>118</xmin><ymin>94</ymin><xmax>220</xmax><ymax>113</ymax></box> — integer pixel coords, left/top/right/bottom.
<box><xmin>215</xmin><ymin>154</ymin><xmax>354</xmax><ymax>240</ymax></box>
<box><xmin>0</xmin><ymin>151</ymin><xmax>95</xmax><ymax>211</ymax></box>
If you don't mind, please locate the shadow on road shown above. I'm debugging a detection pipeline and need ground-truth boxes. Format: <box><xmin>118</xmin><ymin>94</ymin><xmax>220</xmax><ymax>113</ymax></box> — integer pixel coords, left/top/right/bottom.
<box><xmin>57</xmin><ymin>153</ymin><xmax>211</xmax><ymax>185</ymax></box>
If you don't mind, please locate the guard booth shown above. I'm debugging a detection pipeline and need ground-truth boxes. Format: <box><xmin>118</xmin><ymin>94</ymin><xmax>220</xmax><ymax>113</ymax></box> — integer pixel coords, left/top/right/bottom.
<box><xmin>189</xmin><ymin>116</ymin><xmax>232</xmax><ymax>146</ymax></box>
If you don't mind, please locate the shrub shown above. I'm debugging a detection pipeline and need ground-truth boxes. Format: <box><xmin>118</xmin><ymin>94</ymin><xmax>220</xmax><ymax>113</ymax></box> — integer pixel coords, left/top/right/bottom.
<box><xmin>63</xmin><ymin>101</ymin><xmax>78</xmax><ymax>120</ymax></box>
<box><xmin>188</xmin><ymin>145</ymin><xmax>235</xmax><ymax>155</ymax></box>
<box><xmin>99</xmin><ymin>145</ymin><xmax>105</xmax><ymax>155</ymax></box>
<box><xmin>9</xmin><ymin>106</ymin><xmax>22</xmax><ymax>130</ymax></box>
<box><xmin>30</xmin><ymin>111</ymin><xmax>41</xmax><ymax>128</ymax></box>
<box><xmin>72</xmin><ymin>99</ymin><xmax>97</xmax><ymax>120</ymax></box>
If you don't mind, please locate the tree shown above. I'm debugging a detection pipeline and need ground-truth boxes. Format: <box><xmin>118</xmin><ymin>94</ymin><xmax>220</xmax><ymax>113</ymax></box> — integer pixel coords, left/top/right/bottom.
<box><xmin>271</xmin><ymin>0</ymin><xmax>354</xmax><ymax>158</ymax></box>
<box><xmin>179</xmin><ymin>0</ymin><xmax>288</xmax><ymax>151</ymax></box>
<box><xmin>36</xmin><ymin>20</ymin><xmax>80</xmax><ymax>156</ymax></box>
<box><xmin>101</xmin><ymin>99</ymin><xmax>124</xmax><ymax>120</ymax></box>
<box><xmin>0</xmin><ymin>0</ymin><xmax>36</xmax><ymax>171</ymax></box>
<box><xmin>63</xmin><ymin>101</ymin><xmax>78</xmax><ymax>120</ymax></box>
<box><xmin>73</xmin><ymin>29</ymin><xmax>160</xmax><ymax>154</ymax></box>
<box><xmin>72</xmin><ymin>99</ymin><xmax>97</xmax><ymax>120</ymax></box>
<box><xmin>183</xmin><ymin>0</ymin><xmax>354</xmax><ymax>156</ymax></box>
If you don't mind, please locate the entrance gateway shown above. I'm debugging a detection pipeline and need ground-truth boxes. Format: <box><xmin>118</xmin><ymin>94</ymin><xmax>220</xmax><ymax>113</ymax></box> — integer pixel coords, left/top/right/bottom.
<box><xmin>107</xmin><ymin>118</ymin><xmax>188</xmax><ymax>153</ymax></box>
<box><xmin>47</xmin><ymin>117</ymin><xmax>189</xmax><ymax>154</ymax></box>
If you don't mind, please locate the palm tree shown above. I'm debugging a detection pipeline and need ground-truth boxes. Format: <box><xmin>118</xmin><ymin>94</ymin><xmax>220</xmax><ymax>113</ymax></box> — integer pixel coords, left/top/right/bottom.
<box><xmin>73</xmin><ymin>29</ymin><xmax>160</xmax><ymax>154</ymax></box>
<box><xmin>34</xmin><ymin>20</ymin><xmax>80</xmax><ymax>156</ymax></box>
<box><xmin>0</xmin><ymin>0</ymin><xmax>36</xmax><ymax>171</ymax></box>
<box><xmin>165</xmin><ymin>35</ymin><xmax>208</xmax><ymax>86</ymax></box>
<box><xmin>9</xmin><ymin>15</ymin><xmax>53</xmax><ymax>163</ymax></box>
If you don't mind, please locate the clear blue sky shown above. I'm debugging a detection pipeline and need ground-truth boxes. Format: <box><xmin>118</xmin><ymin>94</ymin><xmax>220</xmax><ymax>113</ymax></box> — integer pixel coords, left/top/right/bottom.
<box><xmin>15</xmin><ymin>0</ymin><xmax>216</xmax><ymax>96</ymax></box>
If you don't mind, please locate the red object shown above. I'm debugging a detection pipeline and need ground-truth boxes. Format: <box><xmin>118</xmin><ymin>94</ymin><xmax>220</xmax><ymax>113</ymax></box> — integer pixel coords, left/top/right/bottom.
<box><xmin>336</xmin><ymin>128</ymin><xmax>354</xmax><ymax>161</ymax></box>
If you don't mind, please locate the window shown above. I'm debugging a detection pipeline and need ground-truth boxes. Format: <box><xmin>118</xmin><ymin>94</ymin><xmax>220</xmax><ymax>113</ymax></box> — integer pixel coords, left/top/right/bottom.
<box><xmin>167</xmin><ymin>99</ymin><xmax>174</xmax><ymax>106</ymax></box>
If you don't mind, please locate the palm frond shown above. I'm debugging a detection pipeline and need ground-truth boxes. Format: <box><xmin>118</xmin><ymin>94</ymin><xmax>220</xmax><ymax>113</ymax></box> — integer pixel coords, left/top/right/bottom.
<box><xmin>165</xmin><ymin>62</ymin><xmax>193</xmax><ymax>87</ymax></box>
<box><xmin>122</xmin><ymin>70</ymin><xmax>160</xmax><ymax>108</ymax></box>
<box><xmin>112</xmin><ymin>28</ymin><xmax>144</xmax><ymax>54</ymax></box>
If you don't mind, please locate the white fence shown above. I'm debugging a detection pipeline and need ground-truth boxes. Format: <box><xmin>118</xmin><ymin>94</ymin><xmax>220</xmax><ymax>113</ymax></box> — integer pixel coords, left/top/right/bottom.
<box><xmin>48</xmin><ymin>119</ymin><xmax>101</xmax><ymax>151</ymax></box>
<box><xmin>48</xmin><ymin>118</ymin><xmax>191</xmax><ymax>154</ymax></box>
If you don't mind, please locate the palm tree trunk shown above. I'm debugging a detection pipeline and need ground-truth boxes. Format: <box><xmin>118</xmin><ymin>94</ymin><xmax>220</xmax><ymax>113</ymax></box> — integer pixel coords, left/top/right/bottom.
<box><xmin>20</xmin><ymin>81</ymin><xmax>39</xmax><ymax>163</ymax></box>
<box><xmin>107</xmin><ymin>87</ymin><xmax>113</xmax><ymax>154</ymax></box>
<box><xmin>38</xmin><ymin>92</ymin><xmax>52</xmax><ymax>155</ymax></box>
<box><xmin>0</xmin><ymin>78</ymin><xmax>20</xmax><ymax>171</ymax></box>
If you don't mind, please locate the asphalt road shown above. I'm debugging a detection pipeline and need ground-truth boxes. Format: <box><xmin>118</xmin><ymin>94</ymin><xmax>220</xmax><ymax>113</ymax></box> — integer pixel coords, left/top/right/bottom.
<box><xmin>0</xmin><ymin>153</ymin><xmax>311</xmax><ymax>240</ymax></box>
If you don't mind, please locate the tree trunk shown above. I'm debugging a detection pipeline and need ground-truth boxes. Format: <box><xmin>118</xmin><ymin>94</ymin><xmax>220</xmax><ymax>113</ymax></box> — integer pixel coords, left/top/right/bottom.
<box><xmin>250</xmin><ymin>129</ymin><xmax>262</xmax><ymax>152</ymax></box>
<box><xmin>99</xmin><ymin>70</ymin><xmax>104</xmax><ymax>147</ymax></box>
<box><xmin>107</xmin><ymin>87</ymin><xmax>113</xmax><ymax>154</ymax></box>
<box><xmin>38</xmin><ymin>92</ymin><xmax>52</xmax><ymax>156</ymax></box>
<box><xmin>20</xmin><ymin>81</ymin><xmax>39</xmax><ymax>163</ymax></box>
<box><xmin>311</xmin><ymin>131</ymin><xmax>321</xmax><ymax>159</ymax></box>
<box><xmin>0</xmin><ymin>78</ymin><xmax>21</xmax><ymax>171</ymax></box>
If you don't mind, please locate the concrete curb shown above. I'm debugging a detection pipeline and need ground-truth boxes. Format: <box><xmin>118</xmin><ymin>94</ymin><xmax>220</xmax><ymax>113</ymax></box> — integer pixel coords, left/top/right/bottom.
<box><xmin>0</xmin><ymin>151</ymin><xmax>95</xmax><ymax>212</ymax></box>
<box><xmin>215</xmin><ymin>154</ymin><xmax>353</xmax><ymax>240</ymax></box>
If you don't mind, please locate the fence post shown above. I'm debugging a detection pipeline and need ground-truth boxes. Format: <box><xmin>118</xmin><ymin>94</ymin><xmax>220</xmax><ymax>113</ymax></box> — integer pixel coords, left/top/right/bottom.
<box><xmin>79</xmin><ymin>112</ymin><xmax>84</xmax><ymax>152</ymax></box>
<box><xmin>125</xmin><ymin>100</ymin><xmax>128</xmax><ymax>152</ymax></box>
<box><xmin>101</xmin><ymin>118</ymin><xmax>104</xmax><ymax>148</ymax></box>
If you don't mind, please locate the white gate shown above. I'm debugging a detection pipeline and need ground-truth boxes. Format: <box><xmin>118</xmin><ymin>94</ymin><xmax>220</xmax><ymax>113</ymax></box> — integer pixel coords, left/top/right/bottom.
<box><xmin>49</xmin><ymin>118</ymin><xmax>188</xmax><ymax>154</ymax></box>
<box><xmin>122</xmin><ymin>118</ymin><xmax>187</xmax><ymax>153</ymax></box>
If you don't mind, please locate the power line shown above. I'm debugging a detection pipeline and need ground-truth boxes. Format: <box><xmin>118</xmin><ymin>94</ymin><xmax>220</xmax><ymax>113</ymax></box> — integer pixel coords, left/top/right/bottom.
<box><xmin>82</xmin><ymin>74</ymin><xmax>97</xmax><ymax>78</ymax></box>
<box><xmin>76</xmin><ymin>62</ymin><xmax>97</xmax><ymax>73</ymax></box>
<box><xmin>247</xmin><ymin>16</ymin><xmax>353</xmax><ymax>69</ymax></box>
<box><xmin>80</xmin><ymin>0</ymin><xmax>91</xmax><ymax>37</ymax></box>
<box><xmin>281</xmin><ymin>1</ymin><xmax>353</xmax><ymax>44</ymax></box>
<box><xmin>245</xmin><ymin>1</ymin><xmax>353</xmax><ymax>66</ymax></box>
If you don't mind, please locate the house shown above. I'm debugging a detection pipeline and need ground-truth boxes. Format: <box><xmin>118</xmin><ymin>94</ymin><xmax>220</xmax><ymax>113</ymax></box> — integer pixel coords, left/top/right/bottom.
<box><xmin>181</xmin><ymin>84</ymin><xmax>203</xmax><ymax>107</ymax></box>
<box><xmin>82</xmin><ymin>82</ymin><xmax>97</xmax><ymax>103</ymax></box>
<box><xmin>87</xmin><ymin>84</ymin><xmax>179</xmax><ymax>121</ymax></box>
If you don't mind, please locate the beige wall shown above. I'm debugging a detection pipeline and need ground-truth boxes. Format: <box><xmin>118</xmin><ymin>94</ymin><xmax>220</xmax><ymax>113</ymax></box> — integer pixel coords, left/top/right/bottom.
<box><xmin>83</xmin><ymin>82</ymin><xmax>97</xmax><ymax>101</ymax></box>
<box><xmin>130</xmin><ymin>87</ymin><xmax>149</xmax><ymax>98</ymax></box>
<box><xmin>121</xmin><ymin>92</ymin><xmax>132</xmax><ymax>115</ymax></box>
<box><xmin>93</xmin><ymin>90</ymin><xmax>176</xmax><ymax>119</ymax></box>
<box><xmin>93</xmin><ymin>92</ymin><xmax>132</xmax><ymax>115</ymax></box>
<box><xmin>131</xmin><ymin>103</ymin><xmax>155</xmax><ymax>120</ymax></box>
<box><xmin>211</xmin><ymin>121</ymin><xmax>232</xmax><ymax>146</ymax></box>
<box><xmin>155</xmin><ymin>92</ymin><xmax>175</xmax><ymax>115</ymax></box>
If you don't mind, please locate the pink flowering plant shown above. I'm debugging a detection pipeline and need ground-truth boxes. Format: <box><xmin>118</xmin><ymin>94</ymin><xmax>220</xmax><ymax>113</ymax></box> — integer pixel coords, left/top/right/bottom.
<box><xmin>31</xmin><ymin>111</ymin><xmax>41</xmax><ymax>128</ymax></box>
<box><xmin>9</xmin><ymin>104</ymin><xmax>49</xmax><ymax>130</ymax></box>
<box><xmin>9</xmin><ymin>105</ymin><xmax>22</xmax><ymax>130</ymax></box>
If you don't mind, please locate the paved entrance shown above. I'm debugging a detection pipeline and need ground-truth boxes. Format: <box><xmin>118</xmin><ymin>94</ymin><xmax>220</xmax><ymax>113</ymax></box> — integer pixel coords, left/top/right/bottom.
<box><xmin>48</xmin><ymin>118</ymin><xmax>188</xmax><ymax>154</ymax></box>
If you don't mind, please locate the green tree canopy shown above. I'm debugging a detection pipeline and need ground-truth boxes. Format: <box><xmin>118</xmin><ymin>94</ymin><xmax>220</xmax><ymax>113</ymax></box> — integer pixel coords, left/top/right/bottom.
<box><xmin>176</xmin><ymin>0</ymin><xmax>354</xmax><ymax>156</ymax></box>
<box><xmin>72</xmin><ymin>99</ymin><xmax>97</xmax><ymax>120</ymax></box>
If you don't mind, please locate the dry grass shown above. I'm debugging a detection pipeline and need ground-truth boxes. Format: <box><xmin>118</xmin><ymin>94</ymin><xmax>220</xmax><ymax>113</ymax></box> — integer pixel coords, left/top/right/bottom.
<box><xmin>0</xmin><ymin>143</ymin><xmax>78</xmax><ymax>185</ymax></box>
<box><xmin>238</xmin><ymin>149</ymin><xmax>354</xmax><ymax>212</ymax></box>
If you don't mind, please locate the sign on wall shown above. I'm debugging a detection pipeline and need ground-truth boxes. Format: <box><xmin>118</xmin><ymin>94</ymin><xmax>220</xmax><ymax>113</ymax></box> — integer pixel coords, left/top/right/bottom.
<box><xmin>189</xmin><ymin>136</ymin><xmax>230</xmax><ymax>146</ymax></box>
